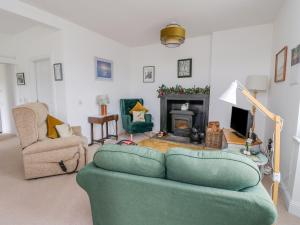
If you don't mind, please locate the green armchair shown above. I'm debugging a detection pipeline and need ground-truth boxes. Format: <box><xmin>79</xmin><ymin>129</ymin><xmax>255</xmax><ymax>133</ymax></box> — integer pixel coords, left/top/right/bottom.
<box><xmin>120</xmin><ymin>99</ymin><xmax>153</xmax><ymax>135</ymax></box>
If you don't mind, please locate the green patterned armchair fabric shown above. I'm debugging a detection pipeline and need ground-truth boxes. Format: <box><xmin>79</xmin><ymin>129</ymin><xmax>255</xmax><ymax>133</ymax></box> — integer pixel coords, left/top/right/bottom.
<box><xmin>120</xmin><ymin>99</ymin><xmax>153</xmax><ymax>134</ymax></box>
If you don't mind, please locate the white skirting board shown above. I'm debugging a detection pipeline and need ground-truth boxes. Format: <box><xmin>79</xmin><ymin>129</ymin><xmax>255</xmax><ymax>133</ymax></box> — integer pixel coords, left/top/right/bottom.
<box><xmin>281</xmin><ymin>181</ymin><xmax>300</xmax><ymax>218</ymax></box>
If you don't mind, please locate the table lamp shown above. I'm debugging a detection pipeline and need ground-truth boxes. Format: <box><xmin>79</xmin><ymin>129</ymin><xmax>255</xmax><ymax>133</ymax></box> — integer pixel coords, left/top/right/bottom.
<box><xmin>246</xmin><ymin>75</ymin><xmax>269</xmax><ymax>133</ymax></box>
<box><xmin>220</xmin><ymin>80</ymin><xmax>283</xmax><ymax>206</ymax></box>
<box><xmin>96</xmin><ymin>95</ymin><xmax>110</xmax><ymax>116</ymax></box>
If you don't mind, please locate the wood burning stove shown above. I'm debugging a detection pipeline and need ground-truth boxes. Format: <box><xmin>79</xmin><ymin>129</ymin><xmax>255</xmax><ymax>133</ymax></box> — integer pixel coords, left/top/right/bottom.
<box><xmin>170</xmin><ymin>110</ymin><xmax>194</xmax><ymax>137</ymax></box>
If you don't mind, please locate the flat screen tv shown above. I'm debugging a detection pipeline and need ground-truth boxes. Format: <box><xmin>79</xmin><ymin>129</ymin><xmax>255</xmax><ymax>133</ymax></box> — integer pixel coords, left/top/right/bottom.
<box><xmin>230</xmin><ymin>106</ymin><xmax>253</xmax><ymax>138</ymax></box>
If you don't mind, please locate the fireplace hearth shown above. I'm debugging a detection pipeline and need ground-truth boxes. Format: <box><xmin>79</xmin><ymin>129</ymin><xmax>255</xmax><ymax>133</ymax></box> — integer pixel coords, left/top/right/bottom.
<box><xmin>159</xmin><ymin>93</ymin><xmax>209</xmax><ymax>143</ymax></box>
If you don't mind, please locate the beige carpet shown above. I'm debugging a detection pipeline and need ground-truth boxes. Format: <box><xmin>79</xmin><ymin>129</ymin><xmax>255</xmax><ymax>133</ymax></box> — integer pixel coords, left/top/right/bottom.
<box><xmin>0</xmin><ymin>134</ymin><xmax>300</xmax><ymax>225</ymax></box>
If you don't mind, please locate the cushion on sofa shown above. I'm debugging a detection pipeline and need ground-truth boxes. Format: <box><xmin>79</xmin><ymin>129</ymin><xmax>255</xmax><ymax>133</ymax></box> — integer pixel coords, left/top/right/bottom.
<box><xmin>166</xmin><ymin>148</ymin><xmax>261</xmax><ymax>191</ymax></box>
<box><xmin>93</xmin><ymin>144</ymin><xmax>165</xmax><ymax>178</ymax></box>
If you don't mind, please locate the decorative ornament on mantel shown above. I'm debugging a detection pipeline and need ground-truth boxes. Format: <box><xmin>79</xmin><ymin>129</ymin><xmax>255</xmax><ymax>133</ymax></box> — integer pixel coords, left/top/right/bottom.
<box><xmin>160</xmin><ymin>23</ymin><xmax>185</xmax><ymax>48</ymax></box>
<box><xmin>157</xmin><ymin>84</ymin><xmax>210</xmax><ymax>97</ymax></box>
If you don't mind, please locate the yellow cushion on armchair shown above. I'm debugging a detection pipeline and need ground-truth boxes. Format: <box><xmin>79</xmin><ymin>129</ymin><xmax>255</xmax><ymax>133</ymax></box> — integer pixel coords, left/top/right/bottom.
<box><xmin>47</xmin><ymin>115</ymin><xmax>63</xmax><ymax>139</ymax></box>
<box><xmin>129</xmin><ymin>101</ymin><xmax>148</xmax><ymax>113</ymax></box>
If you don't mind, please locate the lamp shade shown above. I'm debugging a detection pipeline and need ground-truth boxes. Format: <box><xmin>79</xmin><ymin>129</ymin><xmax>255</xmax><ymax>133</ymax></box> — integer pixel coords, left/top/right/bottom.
<box><xmin>246</xmin><ymin>75</ymin><xmax>268</xmax><ymax>91</ymax></box>
<box><xmin>219</xmin><ymin>81</ymin><xmax>238</xmax><ymax>105</ymax></box>
<box><xmin>160</xmin><ymin>23</ymin><xmax>185</xmax><ymax>48</ymax></box>
<box><xmin>96</xmin><ymin>95</ymin><xmax>110</xmax><ymax>105</ymax></box>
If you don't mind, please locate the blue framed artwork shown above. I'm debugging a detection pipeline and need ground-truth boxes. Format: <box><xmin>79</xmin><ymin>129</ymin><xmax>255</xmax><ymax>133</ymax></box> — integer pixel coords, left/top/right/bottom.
<box><xmin>95</xmin><ymin>57</ymin><xmax>113</xmax><ymax>80</ymax></box>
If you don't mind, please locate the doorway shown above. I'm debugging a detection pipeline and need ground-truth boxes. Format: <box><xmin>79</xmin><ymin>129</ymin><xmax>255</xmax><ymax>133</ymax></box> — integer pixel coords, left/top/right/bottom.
<box><xmin>33</xmin><ymin>58</ymin><xmax>55</xmax><ymax>114</ymax></box>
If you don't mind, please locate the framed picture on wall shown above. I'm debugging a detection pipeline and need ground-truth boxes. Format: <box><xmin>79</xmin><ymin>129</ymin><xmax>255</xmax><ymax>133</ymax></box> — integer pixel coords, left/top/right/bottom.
<box><xmin>95</xmin><ymin>57</ymin><xmax>113</xmax><ymax>80</ymax></box>
<box><xmin>53</xmin><ymin>63</ymin><xmax>63</xmax><ymax>81</ymax></box>
<box><xmin>275</xmin><ymin>46</ymin><xmax>288</xmax><ymax>82</ymax></box>
<box><xmin>16</xmin><ymin>73</ymin><xmax>25</xmax><ymax>85</ymax></box>
<box><xmin>178</xmin><ymin>58</ymin><xmax>192</xmax><ymax>78</ymax></box>
<box><xmin>143</xmin><ymin>66</ymin><xmax>155</xmax><ymax>83</ymax></box>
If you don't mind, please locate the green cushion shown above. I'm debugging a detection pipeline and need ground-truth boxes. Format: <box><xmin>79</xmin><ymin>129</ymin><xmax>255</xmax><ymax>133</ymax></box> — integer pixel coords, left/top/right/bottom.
<box><xmin>166</xmin><ymin>148</ymin><xmax>261</xmax><ymax>191</ymax></box>
<box><xmin>93</xmin><ymin>144</ymin><xmax>165</xmax><ymax>178</ymax></box>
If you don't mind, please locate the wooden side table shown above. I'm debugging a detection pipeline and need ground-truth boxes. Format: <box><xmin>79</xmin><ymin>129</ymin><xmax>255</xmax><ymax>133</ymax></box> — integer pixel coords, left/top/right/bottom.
<box><xmin>88</xmin><ymin>114</ymin><xmax>119</xmax><ymax>146</ymax></box>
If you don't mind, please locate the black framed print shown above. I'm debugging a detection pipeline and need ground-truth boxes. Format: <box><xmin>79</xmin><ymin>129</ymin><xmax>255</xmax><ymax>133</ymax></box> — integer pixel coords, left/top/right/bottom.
<box><xmin>143</xmin><ymin>66</ymin><xmax>155</xmax><ymax>83</ymax></box>
<box><xmin>16</xmin><ymin>73</ymin><xmax>25</xmax><ymax>85</ymax></box>
<box><xmin>53</xmin><ymin>63</ymin><xmax>63</xmax><ymax>81</ymax></box>
<box><xmin>178</xmin><ymin>58</ymin><xmax>192</xmax><ymax>78</ymax></box>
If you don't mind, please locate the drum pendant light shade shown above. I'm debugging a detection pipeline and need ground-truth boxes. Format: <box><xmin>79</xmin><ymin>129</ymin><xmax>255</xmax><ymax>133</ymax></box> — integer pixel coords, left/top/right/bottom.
<box><xmin>160</xmin><ymin>23</ymin><xmax>185</xmax><ymax>48</ymax></box>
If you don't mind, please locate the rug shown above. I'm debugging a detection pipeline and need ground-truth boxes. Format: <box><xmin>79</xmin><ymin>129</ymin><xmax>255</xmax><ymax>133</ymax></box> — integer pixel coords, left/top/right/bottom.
<box><xmin>138</xmin><ymin>138</ymin><xmax>206</xmax><ymax>153</ymax></box>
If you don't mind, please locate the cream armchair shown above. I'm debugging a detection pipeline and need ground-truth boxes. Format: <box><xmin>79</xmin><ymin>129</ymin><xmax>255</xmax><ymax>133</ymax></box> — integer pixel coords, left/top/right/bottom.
<box><xmin>12</xmin><ymin>102</ymin><xmax>87</xmax><ymax>179</ymax></box>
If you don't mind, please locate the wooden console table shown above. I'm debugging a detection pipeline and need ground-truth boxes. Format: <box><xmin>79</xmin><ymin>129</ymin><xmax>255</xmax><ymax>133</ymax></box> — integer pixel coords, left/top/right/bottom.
<box><xmin>88</xmin><ymin>114</ymin><xmax>119</xmax><ymax>146</ymax></box>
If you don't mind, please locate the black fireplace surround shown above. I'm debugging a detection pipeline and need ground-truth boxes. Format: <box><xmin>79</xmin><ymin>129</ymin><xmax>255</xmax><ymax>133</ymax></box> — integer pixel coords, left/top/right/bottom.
<box><xmin>160</xmin><ymin>94</ymin><xmax>210</xmax><ymax>138</ymax></box>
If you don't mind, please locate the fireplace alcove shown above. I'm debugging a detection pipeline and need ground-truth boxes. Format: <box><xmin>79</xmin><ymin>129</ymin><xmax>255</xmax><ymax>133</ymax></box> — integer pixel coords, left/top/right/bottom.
<box><xmin>159</xmin><ymin>93</ymin><xmax>210</xmax><ymax>143</ymax></box>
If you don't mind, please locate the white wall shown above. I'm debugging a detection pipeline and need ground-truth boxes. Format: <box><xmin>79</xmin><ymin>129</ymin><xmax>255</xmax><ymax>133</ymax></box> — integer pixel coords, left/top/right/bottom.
<box><xmin>266</xmin><ymin>0</ymin><xmax>300</xmax><ymax>217</ymax></box>
<box><xmin>0</xmin><ymin>1</ymin><xmax>131</xmax><ymax>140</ymax></box>
<box><xmin>61</xmin><ymin>26</ymin><xmax>131</xmax><ymax>139</ymax></box>
<box><xmin>129</xmin><ymin>35</ymin><xmax>212</xmax><ymax>131</ymax></box>
<box><xmin>0</xmin><ymin>34</ymin><xmax>16</xmax><ymax>58</ymax></box>
<box><xmin>210</xmin><ymin>24</ymin><xmax>274</xmax><ymax>140</ymax></box>
<box><xmin>0</xmin><ymin>63</ymin><xmax>16</xmax><ymax>133</ymax></box>
<box><xmin>14</xmin><ymin>26</ymin><xmax>67</xmax><ymax>120</ymax></box>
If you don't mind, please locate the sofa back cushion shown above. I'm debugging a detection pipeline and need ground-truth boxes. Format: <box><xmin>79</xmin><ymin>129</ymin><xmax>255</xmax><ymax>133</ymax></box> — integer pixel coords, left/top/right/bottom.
<box><xmin>166</xmin><ymin>148</ymin><xmax>260</xmax><ymax>191</ymax></box>
<box><xmin>93</xmin><ymin>144</ymin><xmax>165</xmax><ymax>178</ymax></box>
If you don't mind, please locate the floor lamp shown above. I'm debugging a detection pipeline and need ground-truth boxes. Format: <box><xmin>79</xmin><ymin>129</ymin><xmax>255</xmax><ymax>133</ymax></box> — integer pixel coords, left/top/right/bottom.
<box><xmin>246</xmin><ymin>75</ymin><xmax>269</xmax><ymax>133</ymax></box>
<box><xmin>219</xmin><ymin>80</ymin><xmax>283</xmax><ymax>206</ymax></box>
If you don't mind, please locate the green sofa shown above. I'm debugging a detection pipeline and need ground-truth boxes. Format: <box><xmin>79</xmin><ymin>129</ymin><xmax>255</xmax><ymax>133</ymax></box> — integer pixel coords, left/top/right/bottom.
<box><xmin>77</xmin><ymin>144</ymin><xmax>277</xmax><ymax>225</ymax></box>
<box><xmin>120</xmin><ymin>98</ymin><xmax>153</xmax><ymax>134</ymax></box>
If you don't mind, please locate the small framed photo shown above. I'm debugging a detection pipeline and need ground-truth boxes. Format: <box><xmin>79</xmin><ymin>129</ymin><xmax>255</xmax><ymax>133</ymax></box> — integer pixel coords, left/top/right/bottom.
<box><xmin>275</xmin><ymin>46</ymin><xmax>288</xmax><ymax>82</ymax></box>
<box><xmin>143</xmin><ymin>66</ymin><xmax>155</xmax><ymax>83</ymax></box>
<box><xmin>95</xmin><ymin>57</ymin><xmax>113</xmax><ymax>80</ymax></box>
<box><xmin>53</xmin><ymin>63</ymin><xmax>63</xmax><ymax>81</ymax></box>
<box><xmin>291</xmin><ymin>45</ymin><xmax>300</xmax><ymax>66</ymax></box>
<box><xmin>178</xmin><ymin>58</ymin><xmax>192</xmax><ymax>78</ymax></box>
<box><xmin>16</xmin><ymin>73</ymin><xmax>25</xmax><ymax>85</ymax></box>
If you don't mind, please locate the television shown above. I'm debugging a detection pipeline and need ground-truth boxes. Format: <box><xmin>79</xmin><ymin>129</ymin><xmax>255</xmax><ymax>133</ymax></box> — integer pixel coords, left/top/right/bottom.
<box><xmin>230</xmin><ymin>106</ymin><xmax>253</xmax><ymax>138</ymax></box>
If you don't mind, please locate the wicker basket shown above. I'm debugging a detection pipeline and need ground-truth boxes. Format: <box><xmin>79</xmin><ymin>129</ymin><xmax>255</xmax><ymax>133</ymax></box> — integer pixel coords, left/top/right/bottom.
<box><xmin>205</xmin><ymin>121</ymin><xmax>223</xmax><ymax>149</ymax></box>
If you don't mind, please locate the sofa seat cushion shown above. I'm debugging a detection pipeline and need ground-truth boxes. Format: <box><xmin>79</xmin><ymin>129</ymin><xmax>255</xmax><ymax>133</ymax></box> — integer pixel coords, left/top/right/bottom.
<box><xmin>166</xmin><ymin>148</ymin><xmax>261</xmax><ymax>191</ymax></box>
<box><xmin>93</xmin><ymin>144</ymin><xmax>165</xmax><ymax>178</ymax></box>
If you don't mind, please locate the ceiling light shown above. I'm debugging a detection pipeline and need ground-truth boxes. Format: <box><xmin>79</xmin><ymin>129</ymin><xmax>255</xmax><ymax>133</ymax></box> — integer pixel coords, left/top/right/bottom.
<box><xmin>160</xmin><ymin>23</ymin><xmax>185</xmax><ymax>48</ymax></box>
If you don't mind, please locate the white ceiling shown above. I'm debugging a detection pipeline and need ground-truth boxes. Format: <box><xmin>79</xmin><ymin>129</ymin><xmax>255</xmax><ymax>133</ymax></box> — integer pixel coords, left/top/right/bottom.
<box><xmin>21</xmin><ymin>0</ymin><xmax>284</xmax><ymax>46</ymax></box>
<box><xmin>0</xmin><ymin>9</ymin><xmax>42</xmax><ymax>35</ymax></box>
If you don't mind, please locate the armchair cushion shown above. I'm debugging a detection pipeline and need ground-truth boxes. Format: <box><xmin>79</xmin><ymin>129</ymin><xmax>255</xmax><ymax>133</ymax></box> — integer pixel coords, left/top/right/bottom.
<box><xmin>23</xmin><ymin>136</ymin><xmax>87</xmax><ymax>155</ymax></box>
<box><xmin>47</xmin><ymin>115</ymin><xmax>63</xmax><ymax>139</ymax></box>
<box><xmin>129</xmin><ymin>101</ymin><xmax>148</xmax><ymax>113</ymax></box>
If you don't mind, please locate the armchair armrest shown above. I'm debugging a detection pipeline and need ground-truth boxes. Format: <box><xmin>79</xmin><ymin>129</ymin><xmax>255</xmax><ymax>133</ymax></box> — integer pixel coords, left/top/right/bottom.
<box><xmin>121</xmin><ymin>114</ymin><xmax>132</xmax><ymax>127</ymax></box>
<box><xmin>145</xmin><ymin>114</ymin><xmax>152</xmax><ymax>123</ymax></box>
<box><xmin>71</xmin><ymin>126</ymin><xmax>82</xmax><ymax>136</ymax></box>
<box><xmin>23</xmin><ymin>136</ymin><xmax>87</xmax><ymax>155</ymax></box>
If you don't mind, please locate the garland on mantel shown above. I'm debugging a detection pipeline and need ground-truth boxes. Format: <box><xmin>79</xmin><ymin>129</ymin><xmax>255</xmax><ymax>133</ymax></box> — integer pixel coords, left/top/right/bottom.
<box><xmin>157</xmin><ymin>84</ymin><xmax>210</xmax><ymax>97</ymax></box>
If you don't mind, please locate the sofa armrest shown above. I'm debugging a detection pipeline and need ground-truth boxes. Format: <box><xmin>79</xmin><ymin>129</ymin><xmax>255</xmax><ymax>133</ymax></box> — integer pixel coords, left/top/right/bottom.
<box><xmin>23</xmin><ymin>136</ymin><xmax>87</xmax><ymax>155</ymax></box>
<box><xmin>145</xmin><ymin>114</ymin><xmax>152</xmax><ymax>123</ymax></box>
<box><xmin>71</xmin><ymin>126</ymin><xmax>82</xmax><ymax>136</ymax></box>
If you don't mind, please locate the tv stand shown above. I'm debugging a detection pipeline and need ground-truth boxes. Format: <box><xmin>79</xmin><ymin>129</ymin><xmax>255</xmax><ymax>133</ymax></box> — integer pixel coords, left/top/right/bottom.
<box><xmin>232</xmin><ymin>131</ymin><xmax>245</xmax><ymax>139</ymax></box>
<box><xmin>222</xmin><ymin>128</ymin><xmax>262</xmax><ymax>149</ymax></box>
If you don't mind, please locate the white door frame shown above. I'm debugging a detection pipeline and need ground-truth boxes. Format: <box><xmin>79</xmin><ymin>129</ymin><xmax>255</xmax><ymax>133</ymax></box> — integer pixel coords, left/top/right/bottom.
<box><xmin>31</xmin><ymin>56</ymin><xmax>56</xmax><ymax>114</ymax></box>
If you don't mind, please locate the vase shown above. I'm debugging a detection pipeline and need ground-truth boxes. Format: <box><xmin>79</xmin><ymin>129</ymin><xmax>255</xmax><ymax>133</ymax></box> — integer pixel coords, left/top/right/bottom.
<box><xmin>100</xmin><ymin>104</ymin><xmax>107</xmax><ymax>116</ymax></box>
